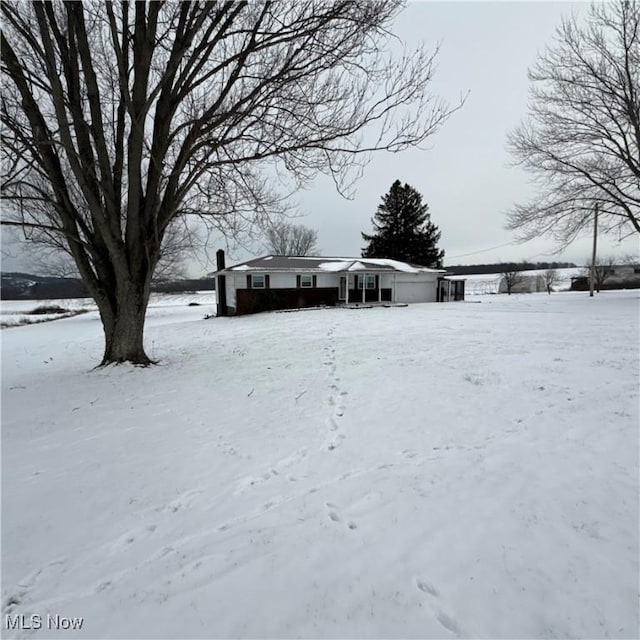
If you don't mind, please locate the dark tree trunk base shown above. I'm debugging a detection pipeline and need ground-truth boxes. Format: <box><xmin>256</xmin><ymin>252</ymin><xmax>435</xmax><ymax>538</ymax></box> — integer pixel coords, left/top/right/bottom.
<box><xmin>96</xmin><ymin>281</ymin><xmax>153</xmax><ymax>367</ymax></box>
<box><xmin>98</xmin><ymin>354</ymin><xmax>156</xmax><ymax>367</ymax></box>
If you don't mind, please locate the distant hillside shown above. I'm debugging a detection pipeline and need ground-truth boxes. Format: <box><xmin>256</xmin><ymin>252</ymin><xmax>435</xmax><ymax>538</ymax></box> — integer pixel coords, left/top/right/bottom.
<box><xmin>1</xmin><ymin>273</ymin><xmax>89</xmax><ymax>300</ymax></box>
<box><xmin>445</xmin><ymin>261</ymin><xmax>577</xmax><ymax>276</ymax></box>
<box><xmin>1</xmin><ymin>273</ymin><xmax>215</xmax><ymax>300</ymax></box>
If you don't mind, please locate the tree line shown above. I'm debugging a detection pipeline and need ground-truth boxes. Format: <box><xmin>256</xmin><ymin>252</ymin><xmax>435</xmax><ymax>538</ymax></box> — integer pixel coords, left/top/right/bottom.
<box><xmin>1</xmin><ymin>273</ymin><xmax>216</xmax><ymax>301</ymax></box>
<box><xmin>446</xmin><ymin>262</ymin><xmax>577</xmax><ymax>276</ymax></box>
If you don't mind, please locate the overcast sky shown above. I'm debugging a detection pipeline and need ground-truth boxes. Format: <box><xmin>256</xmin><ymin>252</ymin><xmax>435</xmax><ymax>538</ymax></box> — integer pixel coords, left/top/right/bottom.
<box><xmin>2</xmin><ymin>1</ymin><xmax>638</xmax><ymax>276</ymax></box>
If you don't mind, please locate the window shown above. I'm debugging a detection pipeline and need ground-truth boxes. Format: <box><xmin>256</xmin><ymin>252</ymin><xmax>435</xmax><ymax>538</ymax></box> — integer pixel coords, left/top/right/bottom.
<box><xmin>357</xmin><ymin>274</ymin><xmax>376</xmax><ymax>289</ymax></box>
<box><xmin>252</xmin><ymin>274</ymin><xmax>265</xmax><ymax>289</ymax></box>
<box><xmin>300</xmin><ymin>274</ymin><xmax>313</xmax><ymax>288</ymax></box>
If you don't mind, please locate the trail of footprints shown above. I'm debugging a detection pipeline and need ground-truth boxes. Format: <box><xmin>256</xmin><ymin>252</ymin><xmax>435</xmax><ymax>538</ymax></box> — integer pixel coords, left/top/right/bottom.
<box><xmin>3</xmin><ymin>558</ymin><xmax>68</xmax><ymax>615</ymax></box>
<box><xmin>323</xmin><ymin>327</ymin><xmax>348</xmax><ymax>451</ymax></box>
<box><xmin>4</xmin><ymin>327</ymin><xmax>459</xmax><ymax>636</ymax></box>
<box><xmin>325</xmin><ymin>501</ymin><xmax>357</xmax><ymax>531</ymax></box>
<box><xmin>415</xmin><ymin>577</ymin><xmax>464</xmax><ymax>637</ymax></box>
<box><xmin>322</xmin><ymin>500</ymin><xmax>464</xmax><ymax>636</ymax></box>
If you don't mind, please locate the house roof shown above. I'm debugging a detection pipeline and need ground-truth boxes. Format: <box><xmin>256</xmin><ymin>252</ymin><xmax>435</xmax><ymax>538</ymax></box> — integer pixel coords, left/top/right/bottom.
<box><xmin>215</xmin><ymin>255</ymin><xmax>446</xmax><ymax>275</ymax></box>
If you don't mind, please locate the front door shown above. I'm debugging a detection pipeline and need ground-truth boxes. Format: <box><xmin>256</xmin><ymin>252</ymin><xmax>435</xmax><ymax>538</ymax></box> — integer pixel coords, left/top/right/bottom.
<box><xmin>339</xmin><ymin>276</ymin><xmax>347</xmax><ymax>300</ymax></box>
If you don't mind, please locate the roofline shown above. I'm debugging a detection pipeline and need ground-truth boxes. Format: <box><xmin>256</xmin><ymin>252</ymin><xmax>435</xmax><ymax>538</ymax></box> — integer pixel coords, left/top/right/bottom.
<box><xmin>212</xmin><ymin>254</ymin><xmax>447</xmax><ymax>275</ymax></box>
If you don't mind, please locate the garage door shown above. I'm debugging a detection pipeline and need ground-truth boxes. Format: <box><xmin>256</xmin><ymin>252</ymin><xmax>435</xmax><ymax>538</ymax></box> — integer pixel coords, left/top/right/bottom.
<box><xmin>394</xmin><ymin>279</ymin><xmax>436</xmax><ymax>303</ymax></box>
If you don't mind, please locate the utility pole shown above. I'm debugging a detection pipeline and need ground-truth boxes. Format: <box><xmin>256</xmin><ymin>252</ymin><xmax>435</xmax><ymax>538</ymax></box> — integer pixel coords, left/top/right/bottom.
<box><xmin>589</xmin><ymin>203</ymin><xmax>599</xmax><ymax>297</ymax></box>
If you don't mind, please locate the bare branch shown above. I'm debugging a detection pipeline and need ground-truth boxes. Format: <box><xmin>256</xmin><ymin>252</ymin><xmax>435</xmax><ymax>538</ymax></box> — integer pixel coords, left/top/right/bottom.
<box><xmin>264</xmin><ymin>221</ymin><xmax>319</xmax><ymax>256</ymax></box>
<box><xmin>507</xmin><ymin>0</ymin><xmax>640</xmax><ymax>247</ymax></box>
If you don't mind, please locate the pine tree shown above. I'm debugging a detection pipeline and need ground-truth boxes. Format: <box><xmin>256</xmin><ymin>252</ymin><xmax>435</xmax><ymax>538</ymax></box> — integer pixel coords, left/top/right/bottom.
<box><xmin>361</xmin><ymin>180</ymin><xmax>444</xmax><ymax>267</ymax></box>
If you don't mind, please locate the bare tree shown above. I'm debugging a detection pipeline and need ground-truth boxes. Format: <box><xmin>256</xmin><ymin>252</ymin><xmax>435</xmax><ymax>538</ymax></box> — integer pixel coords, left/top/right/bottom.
<box><xmin>12</xmin><ymin>217</ymin><xmax>196</xmax><ymax>282</ymax></box>
<box><xmin>585</xmin><ymin>256</ymin><xmax>616</xmax><ymax>292</ymax></box>
<box><xmin>1</xmin><ymin>2</ymin><xmax>463</xmax><ymax>365</ymax></box>
<box><xmin>542</xmin><ymin>269</ymin><xmax>559</xmax><ymax>294</ymax></box>
<box><xmin>265</xmin><ymin>222</ymin><xmax>319</xmax><ymax>256</ymax></box>
<box><xmin>507</xmin><ymin>0</ymin><xmax>640</xmax><ymax>247</ymax></box>
<box><xmin>501</xmin><ymin>270</ymin><xmax>525</xmax><ymax>295</ymax></box>
<box><xmin>152</xmin><ymin>220</ymin><xmax>201</xmax><ymax>283</ymax></box>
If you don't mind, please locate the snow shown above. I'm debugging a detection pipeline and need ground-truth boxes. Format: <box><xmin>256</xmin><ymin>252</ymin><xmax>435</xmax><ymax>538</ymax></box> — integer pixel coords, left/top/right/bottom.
<box><xmin>355</xmin><ymin>258</ymin><xmax>442</xmax><ymax>273</ymax></box>
<box><xmin>2</xmin><ymin>291</ymin><xmax>638</xmax><ymax>639</ymax></box>
<box><xmin>317</xmin><ymin>258</ymin><xmax>442</xmax><ymax>273</ymax></box>
<box><xmin>0</xmin><ymin>293</ymin><xmax>215</xmax><ymax>328</ymax></box>
<box><xmin>316</xmin><ymin>258</ymin><xmax>444</xmax><ymax>273</ymax></box>
<box><xmin>462</xmin><ymin>267</ymin><xmax>584</xmax><ymax>295</ymax></box>
<box><xmin>317</xmin><ymin>260</ymin><xmax>352</xmax><ymax>272</ymax></box>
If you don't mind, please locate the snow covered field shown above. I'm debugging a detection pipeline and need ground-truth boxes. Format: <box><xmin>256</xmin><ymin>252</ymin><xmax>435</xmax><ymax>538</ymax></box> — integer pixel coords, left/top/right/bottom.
<box><xmin>0</xmin><ymin>292</ymin><xmax>215</xmax><ymax>328</ymax></box>
<box><xmin>2</xmin><ymin>291</ymin><xmax>638</xmax><ymax>639</ymax></box>
<box><xmin>461</xmin><ymin>267</ymin><xmax>582</xmax><ymax>295</ymax></box>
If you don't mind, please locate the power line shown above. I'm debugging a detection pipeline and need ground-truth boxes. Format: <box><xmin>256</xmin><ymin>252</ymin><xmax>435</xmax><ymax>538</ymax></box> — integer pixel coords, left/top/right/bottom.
<box><xmin>445</xmin><ymin>239</ymin><xmax>525</xmax><ymax>261</ymax></box>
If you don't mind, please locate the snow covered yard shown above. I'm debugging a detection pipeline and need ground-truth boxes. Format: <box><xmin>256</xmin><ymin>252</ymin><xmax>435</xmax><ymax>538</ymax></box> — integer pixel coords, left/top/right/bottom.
<box><xmin>0</xmin><ymin>293</ymin><xmax>216</xmax><ymax>328</ymax></box>
<box><xmin>2</xmin><ymin>291</ymin><xmax>638</xmax><ymax>639</ymax></box>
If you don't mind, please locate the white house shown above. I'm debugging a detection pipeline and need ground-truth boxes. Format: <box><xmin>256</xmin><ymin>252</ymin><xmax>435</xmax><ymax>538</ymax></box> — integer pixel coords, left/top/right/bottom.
<box><xmin>213</xmin><ymin>253</ymin><xmax>465</xmax><ymax>316</ymax></box>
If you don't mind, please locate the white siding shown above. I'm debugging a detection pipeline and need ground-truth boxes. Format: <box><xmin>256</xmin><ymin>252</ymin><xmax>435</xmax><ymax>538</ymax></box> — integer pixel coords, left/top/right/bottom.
<box><xmin>379</xmin><ymin>273</ymin><xmax>394</xmax><ymax>290</ymax></box>
<box><xmin>266</xmin><ymin>272</ymin><xmax>296</xmax><ymax>288</ymax></box>
<box><xmin>221</xmin><ymin>268</ymin><xmax>440</xmax><ymax>311</ymax></box>
<box><xmin>315</xmin><ymin>273</ymin><xmax>340</xmax><ymax>288</ymax></box>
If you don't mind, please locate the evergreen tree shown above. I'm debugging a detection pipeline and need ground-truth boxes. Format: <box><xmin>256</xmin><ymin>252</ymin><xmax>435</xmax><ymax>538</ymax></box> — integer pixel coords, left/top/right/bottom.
<box><xmin>361</xmin><ymin>180</ymin><xmax>444</xmax><ymax>267</ymax></box>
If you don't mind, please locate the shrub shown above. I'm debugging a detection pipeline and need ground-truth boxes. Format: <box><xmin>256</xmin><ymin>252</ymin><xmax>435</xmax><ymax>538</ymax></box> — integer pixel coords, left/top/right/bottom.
<box><xmin>30</xmin><ymin>305</ymin><xmax>67</xmax><ymax>315</ymax></box>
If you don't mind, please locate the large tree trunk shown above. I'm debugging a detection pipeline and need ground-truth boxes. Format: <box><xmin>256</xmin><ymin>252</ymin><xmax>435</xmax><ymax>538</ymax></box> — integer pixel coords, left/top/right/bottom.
<box><xmin>96</xmin><ymin>279</ymin><xmax>153</xmax><ymax>366</ymax></box>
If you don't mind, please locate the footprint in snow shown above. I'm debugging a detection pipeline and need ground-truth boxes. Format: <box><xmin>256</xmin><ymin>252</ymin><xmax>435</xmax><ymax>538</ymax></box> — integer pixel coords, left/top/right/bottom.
<box><xmin>416</xmin><ymin>578</ymin><xmax>439</xmax><ymax>596</ymax></box>
<box><xmin>16</xmin><ymin>558</ymin><xmax>67</xmax><ymax>591</ymax></box>
<box><xmin>96</xmin><ymin>580</ymin><xmax>113</xmax><ymax>593</ymax></box>
<box><xmin>326</xmin><ymin>433</ymin><xmax>345</xmax><ymax>451</ymax></box>
<box><xmin>415</xmin><ymin>578</ymin><xmax>465</xmax><ymax>636</ymax></box>
<box><xmin>326</xmin><ymin>503</ymin><xmax>357</xmax><ymax>531</ymax></box>
<box><xmin>436</xmin><ymin>610</ymin><xmax>461</xmax><ymax>636</ymax></box>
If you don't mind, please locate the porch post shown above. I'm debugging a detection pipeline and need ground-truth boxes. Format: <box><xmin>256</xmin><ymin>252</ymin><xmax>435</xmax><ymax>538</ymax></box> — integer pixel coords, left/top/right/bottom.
<box><xmin>345</xmin><ymin>273</ymin><xmax>349</xmax><ymax>305</ymax></box>
<box><xmin>378</xmin><ymin>274</ymin><xmax>382</xmax><ymax>303</ymax></box>
<box><xmin>362</xmin><ymin>274</ymin><xmax>365</xmax><ymax>303</ymax></box>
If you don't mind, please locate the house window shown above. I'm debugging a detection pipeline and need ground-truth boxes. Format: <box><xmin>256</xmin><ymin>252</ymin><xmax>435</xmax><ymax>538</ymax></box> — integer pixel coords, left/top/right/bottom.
<box><xmin>356</xmin><ymin>275</ymin><xmax>377</xmax><ymax>289</ymax></box>
<box><xmin>300</xmin><ymin>274</ymin><xmax>313</xmax><ymax>288</ymax></box>
<box><xmin>252</xmin><ymin>274</ymin><xmax>265</xmax><ymax>289</ymax></box>
<box><xmin>357</xmin><ymin>275</ymin><xmax>376</xmax><ymax>289</ymax></box>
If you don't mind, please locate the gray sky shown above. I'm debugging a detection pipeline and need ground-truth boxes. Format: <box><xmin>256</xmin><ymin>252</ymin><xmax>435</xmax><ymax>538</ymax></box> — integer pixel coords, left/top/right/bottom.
<box><xmin>2</xmin><ymin>1</ymin><xmax>638</xmax><ymax>276</ymax></box>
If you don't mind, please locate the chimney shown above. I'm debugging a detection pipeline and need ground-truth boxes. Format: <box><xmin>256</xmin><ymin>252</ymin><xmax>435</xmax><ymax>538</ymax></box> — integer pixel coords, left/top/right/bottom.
<box><xmin>216</xmin><ymin>249</ymin><xmax>226</xmax><ymax>271</ymax></box>
<box><xmin>216</xmin><ymin>249</ymin><xmax>228</xmax><ymax>317</ymax></box>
